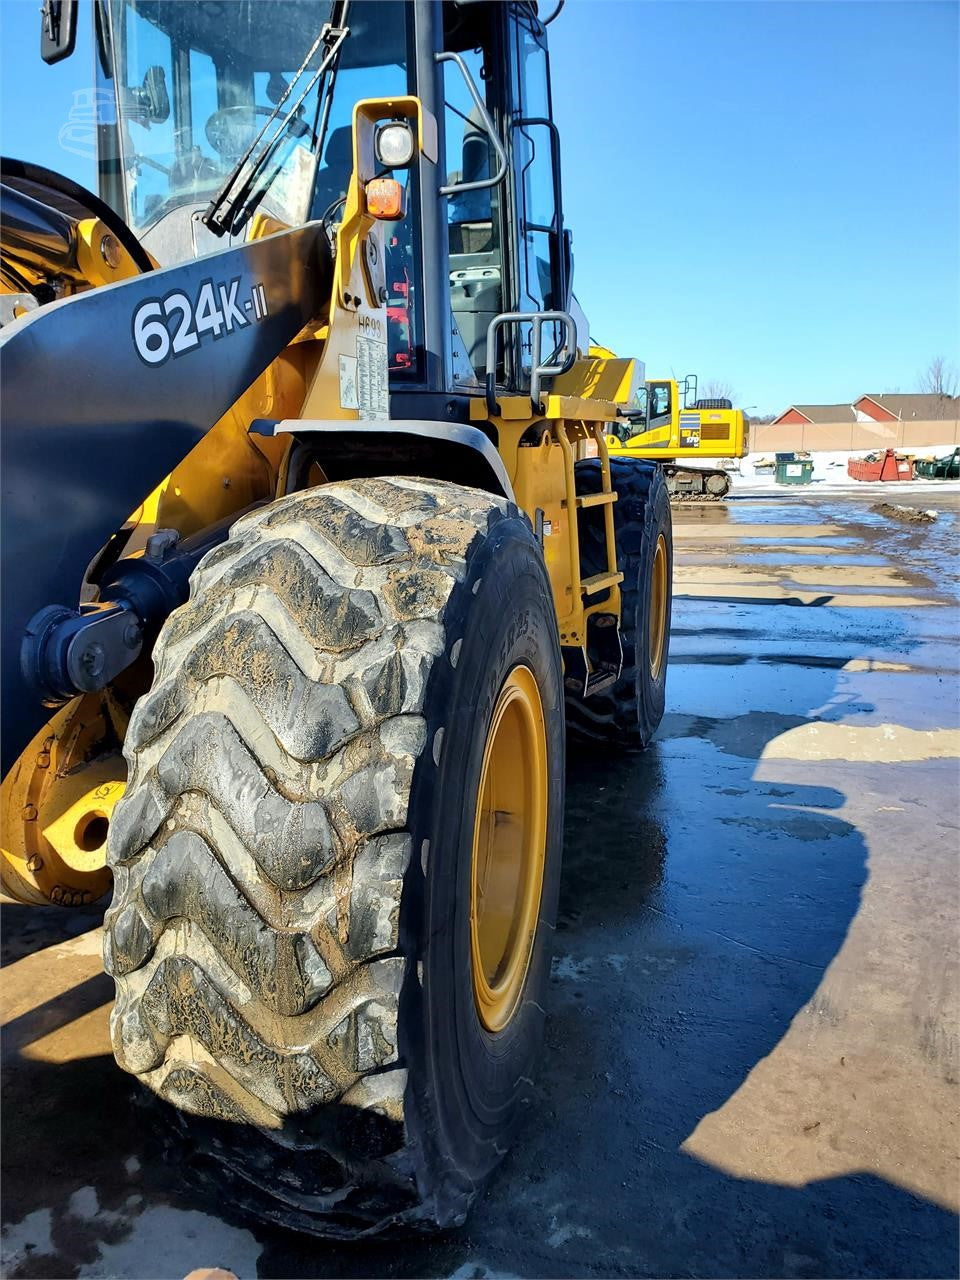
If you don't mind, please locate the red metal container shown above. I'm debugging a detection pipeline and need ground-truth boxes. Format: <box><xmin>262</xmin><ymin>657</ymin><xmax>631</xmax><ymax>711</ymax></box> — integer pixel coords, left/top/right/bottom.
<box><xmin>847</xmin><ymin>449</ymin><xmax>914</xmax><ymax>482</ymax></box>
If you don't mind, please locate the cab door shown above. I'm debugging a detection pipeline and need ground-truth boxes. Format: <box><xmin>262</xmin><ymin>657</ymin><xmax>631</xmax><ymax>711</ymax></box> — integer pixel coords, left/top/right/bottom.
<box><xmin>645</xmin><ymin>380</ymin><xmax>676</xmax><ymax>446</ymax></box>
<box><xmin>437</xmin><ymin>2</ymin><xmax>569</xmax><ymax>401</ymax></box>
<box><xmin>647</xmin><ymin>381</ymin><xmax>674</xmax><ymax>429</ymax></box>
<box><xmin>504</xmin><ymin>4</ymin><xmax>568</xmax><ymax>389</ymax></box>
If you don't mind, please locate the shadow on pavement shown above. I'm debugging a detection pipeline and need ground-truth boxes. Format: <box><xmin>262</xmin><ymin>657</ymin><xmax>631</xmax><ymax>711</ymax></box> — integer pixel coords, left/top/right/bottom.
<box><xmin>2</xmin><ymin>635</ymin><xmax>957</xmax><ymax>1279</ymax></box>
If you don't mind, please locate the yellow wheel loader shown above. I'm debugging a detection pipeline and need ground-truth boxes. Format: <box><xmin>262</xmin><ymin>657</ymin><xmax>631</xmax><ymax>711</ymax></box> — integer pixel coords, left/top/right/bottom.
<box><xmin>602</xmin><ymin>364</ymin><xmax>747</xmax><ymax>499</ymax></box>
<box><xmin>1</xmin><ymin>0</ymin><xmax>672</xmax><ymax>1236</ymax></box>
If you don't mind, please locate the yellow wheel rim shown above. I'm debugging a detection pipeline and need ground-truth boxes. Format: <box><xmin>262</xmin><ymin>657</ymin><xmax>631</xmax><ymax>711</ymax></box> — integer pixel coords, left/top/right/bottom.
<box><xmin>649</xmin><ymin>533</ymin><xmax>668</xmax><ymax>681</ymax></box>
<box><xmin>470</xmin><ymin>665</ymin><xmax>548</xmax><ymax>1034</ymax></box>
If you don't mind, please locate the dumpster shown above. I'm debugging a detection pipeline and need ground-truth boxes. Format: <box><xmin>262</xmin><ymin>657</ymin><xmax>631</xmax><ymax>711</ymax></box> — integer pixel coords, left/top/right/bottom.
<box><xmin>776</xmin><ymin>457</ymin><xmax>814</xmax><ymax>485</ymax></box>
<box><xmin>847</xmin><ymin>450</ymin><xmax>913</xmax><ymax>482</ymax></box>
<box><xmin>915</xmin><ymin>447</ymin><xmax>960</xmax><ymax>480</ymax></box>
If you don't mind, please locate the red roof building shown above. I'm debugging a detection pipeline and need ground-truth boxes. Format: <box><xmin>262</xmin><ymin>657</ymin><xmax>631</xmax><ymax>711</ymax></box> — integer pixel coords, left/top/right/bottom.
<box><xmin>771</xmin><ymin>404</ymin><xmax>856</xmax><ymax>426</ymax></box>
<box><xmin>854</xmin><ymin>394</ymin><xmax>958</xmax><ymax>422</ymax></box>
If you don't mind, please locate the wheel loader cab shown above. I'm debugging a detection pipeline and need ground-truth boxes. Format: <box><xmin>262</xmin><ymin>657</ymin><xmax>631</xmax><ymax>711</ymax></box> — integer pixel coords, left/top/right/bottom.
<box><xmin>95</xmin><ymin>0</ymin><xmax>569</xmax><ymax>402</ymax></box>
<box><xmin>441</xmin><ymin>1</ymin><xmax>569</xmax><ymax>387</ymax></box>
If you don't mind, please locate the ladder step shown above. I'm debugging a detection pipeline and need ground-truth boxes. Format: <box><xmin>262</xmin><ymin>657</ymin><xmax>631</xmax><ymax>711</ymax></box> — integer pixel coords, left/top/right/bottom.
<box><xmin>581</xmin><ymin>571</ymin><xmax>623</xmax><ymax>597</ymax></box>
<box><xmin>576</xmin><ymin>491</ymin><xmax>617</xmax><ymax>509</ymax></box>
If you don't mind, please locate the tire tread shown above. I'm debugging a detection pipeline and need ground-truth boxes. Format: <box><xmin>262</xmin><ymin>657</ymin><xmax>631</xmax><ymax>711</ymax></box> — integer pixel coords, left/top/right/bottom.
<box><xmin>105</xmin><ymin>477</ymin><xmax>508</xmax><ymax>1234</ymax></box>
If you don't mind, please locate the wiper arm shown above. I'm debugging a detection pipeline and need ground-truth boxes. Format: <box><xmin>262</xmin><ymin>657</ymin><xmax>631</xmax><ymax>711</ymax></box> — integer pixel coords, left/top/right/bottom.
<box><xmin>203</xmin><ymin>4</ymin><xmax>350</xmax><ymax>237</ymax></box>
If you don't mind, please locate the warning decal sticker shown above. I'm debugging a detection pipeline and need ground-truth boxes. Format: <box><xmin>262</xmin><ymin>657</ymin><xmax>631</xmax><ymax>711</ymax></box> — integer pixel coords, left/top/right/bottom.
<box><xmin>356</xmin><ymin>311</ymin><xmax>389</xmax><ymax>419</ymax></box>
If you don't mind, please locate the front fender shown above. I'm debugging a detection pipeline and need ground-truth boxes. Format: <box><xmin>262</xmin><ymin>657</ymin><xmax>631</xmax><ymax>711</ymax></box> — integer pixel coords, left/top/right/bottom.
<box><xmin>254</xmin><ymin>418</ymin><xmax>515</xmax><ymax>501</ymax></box>
<box><xmin>1</xmin><ymin>223</ymin><xmax>330</xmax><ymax>775</ymax></box>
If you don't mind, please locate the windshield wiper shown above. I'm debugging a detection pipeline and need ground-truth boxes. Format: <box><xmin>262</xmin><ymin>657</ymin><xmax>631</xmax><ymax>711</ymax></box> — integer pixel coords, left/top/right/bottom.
<box><xmin>203</xmin><ymin>1</ymin><xmax>350</xmax><ymax>238</ymax></box>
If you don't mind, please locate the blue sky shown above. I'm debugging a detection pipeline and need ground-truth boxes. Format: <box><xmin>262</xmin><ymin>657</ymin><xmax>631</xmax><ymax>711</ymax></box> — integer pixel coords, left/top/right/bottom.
<box><xmin>1</xmin><ymin>0</ymin><xmax>957</xmax><ymax>413</ymax></box>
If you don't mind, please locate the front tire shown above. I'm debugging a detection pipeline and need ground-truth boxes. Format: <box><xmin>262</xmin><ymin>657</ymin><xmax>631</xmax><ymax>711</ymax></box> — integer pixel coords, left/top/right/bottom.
<box><xmin>104</xmin><ymin>477</ymin><xmax>564</xmax><ymax>1236</ymax></box>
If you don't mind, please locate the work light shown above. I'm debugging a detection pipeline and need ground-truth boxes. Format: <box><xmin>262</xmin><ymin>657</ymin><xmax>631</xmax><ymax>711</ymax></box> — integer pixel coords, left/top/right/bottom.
<box><xmin>375</xmin><ymin>121</ymin><xmax>416</xmax><ymax>168</ymax></box>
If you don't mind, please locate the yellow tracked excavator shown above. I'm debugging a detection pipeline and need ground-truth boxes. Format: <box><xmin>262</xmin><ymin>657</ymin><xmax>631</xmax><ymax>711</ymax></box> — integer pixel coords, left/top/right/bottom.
<box><xmin>594</xmin><ymin>349</ymin><xmax>747</xmax><ymax>498</ymax></box>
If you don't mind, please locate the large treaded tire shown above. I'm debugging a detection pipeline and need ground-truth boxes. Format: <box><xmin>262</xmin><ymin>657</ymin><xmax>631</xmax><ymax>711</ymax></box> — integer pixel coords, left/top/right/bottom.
<box><xmin>103</xmin><ymin>477</ymin><xmax>565</xmax><ymax>1237</ymax></box>
<box><xmin>565</xmin><ymin>457</ymin><xmax>672</xmax><ymax>748</ymax></box>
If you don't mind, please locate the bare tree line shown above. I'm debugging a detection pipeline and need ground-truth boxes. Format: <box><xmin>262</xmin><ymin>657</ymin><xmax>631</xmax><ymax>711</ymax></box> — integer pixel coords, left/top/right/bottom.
<box><xmin>700</xmin><ymin>379</ymin><xmax>737</xmax><ymax>403</ymax></box>
<box><xmin>695</xmin><ymin>358</ymin><xmax>956</xmax><ymax>424</ymax></box>
<box><xmin>917</xmin><ymin>357</ymin><xmax>958</xmax><ymax>398</ymax></box>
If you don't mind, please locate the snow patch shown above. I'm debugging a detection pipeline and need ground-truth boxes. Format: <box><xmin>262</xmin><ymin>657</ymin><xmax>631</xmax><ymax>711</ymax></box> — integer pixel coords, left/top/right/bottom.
<box><xmin>75</xmin><ymin>1206</ymin><xmax>263</xmax><ymax>1280</ymax></box>
<box><xmin>1</xmin><ymin>1207</ymin><xmax>54</xmax><ymax>1273</ymax></box>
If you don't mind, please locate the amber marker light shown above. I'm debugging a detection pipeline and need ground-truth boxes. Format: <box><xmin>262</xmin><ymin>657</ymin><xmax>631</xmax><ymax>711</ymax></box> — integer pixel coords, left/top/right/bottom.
<box><xmin>366</xmin><ymin>178</ymin><xmax>406</xmax><ymax>220</ymax></box>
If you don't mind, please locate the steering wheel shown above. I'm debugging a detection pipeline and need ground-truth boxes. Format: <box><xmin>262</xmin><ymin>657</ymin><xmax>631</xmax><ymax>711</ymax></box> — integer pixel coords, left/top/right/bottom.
<box><xmin>205</xmin><ymin>106</ymin><xmax>275</xmax><ymax>161</ymax></box>
<box><xmin>205</xmin><ymin>105</ymin><xmax>310</xmax><ymax>162</ymax></box>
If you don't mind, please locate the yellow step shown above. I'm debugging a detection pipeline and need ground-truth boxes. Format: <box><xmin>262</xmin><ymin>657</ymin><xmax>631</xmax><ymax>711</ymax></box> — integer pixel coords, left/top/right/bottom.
<box><xmin>581</xmin><ymin>571</ymin><xmax>623</xmax><ymax>597</ymax></box>
<box><xmin>575</xmin><ymin>491</ymin><xmax>618</xmax><ymax>509</ymax></box>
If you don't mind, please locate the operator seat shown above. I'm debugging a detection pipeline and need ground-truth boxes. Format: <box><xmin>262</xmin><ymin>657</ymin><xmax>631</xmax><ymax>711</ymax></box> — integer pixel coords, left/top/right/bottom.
<box><xmin>312</xmin><ymin>125</ymin><xmax>353</xmax><ymax>220</ymax></box>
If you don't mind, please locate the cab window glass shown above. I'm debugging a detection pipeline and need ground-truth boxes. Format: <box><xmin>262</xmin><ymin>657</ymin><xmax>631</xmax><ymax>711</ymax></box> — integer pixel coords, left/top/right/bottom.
<box><xmin>443</xmin><ymin>37</ymin><xmax>503</xmax><ymax>376</ymax></box>
<box><xmin>114</xmin><ymin>0</ymin><xmax>336</xmax><ymax>232</ymax></box>
<box><xmin>444</xmin><ymin>47</ymin><xmax>498</xmax><ymax>251</ymax></box>
<box><xmin>650</xmin><ymin>384</ymin><xmax>672</xmax><ymax>418</ymax></box>
<box><xmin>122</xmin><ymin>6</ymin><xmax>175</xmax><ymax>226</ymax></box>
<box><xmin>510</xmin><ymin>10</ymin><xmax>559</xmax><ymax>373</ymax></box>
<box><xmin>189</xmin><ymin>49</ymin><xmax>217</xmax><ymax>163</ymax></box>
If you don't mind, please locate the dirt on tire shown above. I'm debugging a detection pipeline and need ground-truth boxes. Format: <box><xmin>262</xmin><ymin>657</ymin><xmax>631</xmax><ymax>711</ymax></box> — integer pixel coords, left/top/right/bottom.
<box><xmin>104</xmin><ymin>475</ymin><xmax>564</xmax><ymax>1237</ymax></box>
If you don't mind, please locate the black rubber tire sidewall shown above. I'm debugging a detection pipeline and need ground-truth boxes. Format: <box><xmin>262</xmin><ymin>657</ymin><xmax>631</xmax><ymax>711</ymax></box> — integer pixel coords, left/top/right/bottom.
<box><xmin>401</xmin><ymin>512</ymin><xmax>565</xmax><ymax>1219</ymax></box>
<box><xmin>568</xmin><ymin>458</ymin><xmax>673</xmax><ymax>749</ymax></box>
<box><xmin>633</xmin><ymin>473</ymin><xmax>673</xmax><ymax>740</ymax></box>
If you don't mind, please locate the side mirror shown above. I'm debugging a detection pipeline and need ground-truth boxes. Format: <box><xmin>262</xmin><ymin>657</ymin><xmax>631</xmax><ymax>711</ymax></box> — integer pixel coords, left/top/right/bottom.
<box><xmin>40</xmin><ymin>0</ymin><xmax>77</xmax><ymax>65</ymax></box>
<box><xmin>140</xmin><ymin>66</ymin><xmax>170</xmax><ymax>123</ymax></box>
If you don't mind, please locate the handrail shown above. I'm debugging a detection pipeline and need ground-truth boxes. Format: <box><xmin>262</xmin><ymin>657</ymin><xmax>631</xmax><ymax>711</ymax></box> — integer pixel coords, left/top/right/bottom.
<box><xmin>483</xmin><ymin>309</ymin><xmax>576</xmax><ymax>415</ymax></box>
<box><xmin>435</xmin><ymin>51</ymin><xmax>508</xmax><ymax>196</ymax></box>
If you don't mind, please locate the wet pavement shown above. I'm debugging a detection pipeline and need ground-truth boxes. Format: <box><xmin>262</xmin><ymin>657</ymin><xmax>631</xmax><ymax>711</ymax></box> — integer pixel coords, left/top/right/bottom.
<box><xmin>3</xmin><ymin>485</ymin><xmax>958</xmax><ymax>1279</ymax></box>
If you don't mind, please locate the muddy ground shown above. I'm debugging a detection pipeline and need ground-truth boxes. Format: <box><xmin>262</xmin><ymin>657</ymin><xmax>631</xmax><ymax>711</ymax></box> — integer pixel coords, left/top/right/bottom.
<box><xmin>2</xmin><ymin>484</ymin><xmax>958</xmax><ymax>1279</ymax></box>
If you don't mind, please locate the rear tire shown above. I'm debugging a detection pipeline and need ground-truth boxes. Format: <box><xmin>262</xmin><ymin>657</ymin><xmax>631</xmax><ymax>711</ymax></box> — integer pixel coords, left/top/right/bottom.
<box><xmin>565</xmin><ymin>457</ymin><xmax>672</xmax><ymax>748</ymax></box>
<box><xmin>104</xmin><ymin>477</ymin><xmax>565</xmax><ymax>1236</ymax></box>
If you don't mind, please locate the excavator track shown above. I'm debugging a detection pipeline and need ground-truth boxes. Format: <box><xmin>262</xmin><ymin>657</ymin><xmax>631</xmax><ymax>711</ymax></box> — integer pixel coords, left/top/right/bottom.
<box><xmin>663</xmin><ymin>465</ymin><xmax>732</xmax><ymax>501</ymax></box>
